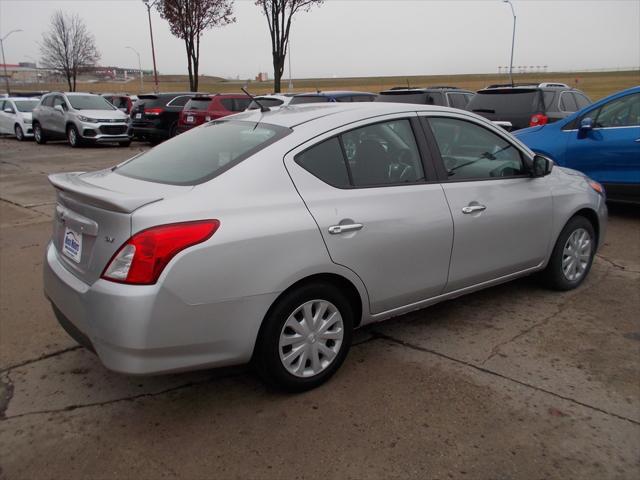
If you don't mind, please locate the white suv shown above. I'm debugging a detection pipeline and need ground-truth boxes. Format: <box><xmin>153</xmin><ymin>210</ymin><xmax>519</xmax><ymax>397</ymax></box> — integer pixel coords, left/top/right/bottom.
<box><xmin>32</xmin><ymin>92</ymin><xmax>131</xmax><ymax>147</ymax></box>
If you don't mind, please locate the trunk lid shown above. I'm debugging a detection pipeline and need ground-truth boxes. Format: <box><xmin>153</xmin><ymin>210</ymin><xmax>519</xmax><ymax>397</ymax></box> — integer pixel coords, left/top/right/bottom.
<box><xmin>49</xmin><ymin>169</ymin><xmax>192</xmax><ymax>285</ymax></box>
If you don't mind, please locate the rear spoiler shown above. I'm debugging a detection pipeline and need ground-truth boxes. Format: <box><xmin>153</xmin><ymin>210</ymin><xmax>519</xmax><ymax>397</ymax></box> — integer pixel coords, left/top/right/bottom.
<box><xmin>48</xmin><ymin>172</ymin><xmax>163</xmax><ymax>213</ymax></box>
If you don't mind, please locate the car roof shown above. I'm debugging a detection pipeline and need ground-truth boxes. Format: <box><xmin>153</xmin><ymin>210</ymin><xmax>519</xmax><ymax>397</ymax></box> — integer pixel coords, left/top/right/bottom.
<box><xmin>379</xmin><ymin>87</ymin><xmax>474</xmax><ymax>94</ymax></box>
<box><xmin>231</xmin><ymin>102</ymin><xmax>472</xmax><ymax>129</ymax></box>
<box><xmin>5</xmin><ymin>97</ymin><xmax>40</xmax><ymax>101</ymax></box>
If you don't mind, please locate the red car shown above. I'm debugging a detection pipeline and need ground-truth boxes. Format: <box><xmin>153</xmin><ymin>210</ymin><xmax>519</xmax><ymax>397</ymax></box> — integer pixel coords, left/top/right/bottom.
<box><xmin>177</xmin><ymin>94</ymin><xmax>252</xmax><ymax>133</ymax></box>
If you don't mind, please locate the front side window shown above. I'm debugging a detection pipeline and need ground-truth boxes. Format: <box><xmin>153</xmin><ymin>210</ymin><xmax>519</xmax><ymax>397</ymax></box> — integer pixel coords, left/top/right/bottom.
<box><xmin>428</xmin><ymin>117</ymin><xmax>526</xmax><ymax>180</ymax></box>
<box><xmin>53</xmin><ymin>96</ymin><xmax>67</xmax><ymax>109</ymax></box>
<box><xmin>573</xmin><ymin>93</ymin><xmax>591</xmax><ymax>110</ymax></box>
<box><xmin>67</xmin><ymin>95</ymin><xmax>114</xmax><ymax>111</ymax></box>
<box><xmin>295</xmin><ymin>119</ymin><xmax>425</xmax><ymax>188</ymax></box>
<box><xmin>593</xmin><ymin>93</ymin><xmax>640</xmax><ymax>128</ymax></box>
<box><xmin>116</xmin><ymin>120</ymin><xmax>290</xmax><ymax>185</ymax></box>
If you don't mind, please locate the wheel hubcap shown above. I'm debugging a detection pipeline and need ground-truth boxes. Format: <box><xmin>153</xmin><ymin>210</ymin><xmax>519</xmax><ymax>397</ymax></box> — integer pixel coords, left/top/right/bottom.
<box><xmin>278</xmin><ymin>299</ymin><xmax>344</xmax><ymax>378</ymax></box>
<box><xmin>69</xmin><ymin>129</ymin><xmax>76</xmax><ymax>145</ymax></box>
<box><xmin>35</xmin><ymin>127</ymin><xmax>41</xmax><ymax>141</ymax></box>
<box><xmin>562</xmin><ymin>228</ymin><xmax>592</xmax><ymax>281</ymax></box>
<box><xmin>16</xmin><ymin>127</ymin><xmax>22</xmax><ymax>139</ymax></box>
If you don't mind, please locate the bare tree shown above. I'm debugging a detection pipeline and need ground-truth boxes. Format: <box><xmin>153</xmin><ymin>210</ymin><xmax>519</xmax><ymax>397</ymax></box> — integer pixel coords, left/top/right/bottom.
<box><xmin>256</xmin><ymin>1</ymin><xmax>323</xmax><ymax>93</ymax></box>
<box><xmin>157</xmin><ymin>0</ymin><xmax>235</xmax><ymax>92</ymax></box>
<box><xmin>39</xmin><ymin>11</ymin><xmax>100</xmax><ymax>92</ymax></box>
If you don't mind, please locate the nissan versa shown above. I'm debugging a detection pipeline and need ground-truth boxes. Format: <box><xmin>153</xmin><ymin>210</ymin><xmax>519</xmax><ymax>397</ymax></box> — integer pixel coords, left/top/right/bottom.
<box><xmin>44</xmin><ymin>103</ymin><xmax>607</xmax><ymax>391</ymax></box>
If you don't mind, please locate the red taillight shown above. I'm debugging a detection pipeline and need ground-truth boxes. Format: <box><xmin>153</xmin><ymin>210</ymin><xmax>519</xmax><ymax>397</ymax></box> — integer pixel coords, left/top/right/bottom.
<box><xmin>101</xmin><ymin>220</ymin><xmax>220</xmax><ymax>285</ymax></box>
<box><xmin>144</xmin><ymin>107</ymin><xmax>164</xmax><ymax>116</ymax></box>
<box><xmin>529</xmin><ymin>113</ymin><xmax>548</xmax><ymax>127</ymax></box>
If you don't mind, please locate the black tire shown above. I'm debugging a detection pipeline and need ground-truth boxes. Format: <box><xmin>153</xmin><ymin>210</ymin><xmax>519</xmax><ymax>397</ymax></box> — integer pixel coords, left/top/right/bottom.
<box><xmin>169</xmin><ymin>122</ymin><xmax>178</xmax><ymax>138</ymax></box>
<box><xmin>118</xmin><ymin>140</ymin><xmax>132</xmax><ymax>147</ymax></box>
<box><xmin>33</xmin><ymin>123</ymin><xmax>46</xmax><ymax>144</ymax></box>
<box><xmin>540</xmin><ymin>215</ymin><xmax>596</xmax><ymax>291</ymax></box>
<box><xmin>67</xmin><ymin>125</ymin><xmax>83</xmax><ymax>148</ymax></box>
<box><xmin>14</xmin><ymin>124</ymin><xmax>25</xmax><ymax>141</ymax></box>
<box><xmin>253</xmin><ymin>282</ymin><xmax>354</xmax><ymax>392</ymax></box>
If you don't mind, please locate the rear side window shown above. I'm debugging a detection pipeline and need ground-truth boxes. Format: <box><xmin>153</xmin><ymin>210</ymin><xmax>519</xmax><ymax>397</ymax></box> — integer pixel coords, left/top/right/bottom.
<box><xmin>290</xmin><ymin>95</ymin><xmax>331</xmax><ymax>105</ymax></box>
<box><xmin>447</xmin><ymin>93</ymin><xmax>469</xmax><ymax>109</ymax></box>
<box><xmin>295</xmin><ymin>137</ymin><xmax>350</xmax><ymax>188</ymax></box>
<box><xmin>248</xmin><ymin>98</ymin><xmax>284</xmax><ymax>109</ymax></box>
<box><xmin>220</xmin><ymin>98</ymin><xmax>251</xmax><ymax>112</ymax></box>
<box><xmin>573</xmin><ymin>93</ymin><xmax>591</xmax><ymax>110</ymax></box>
<box><xmin>469</xmin><ymin>90</ymin><xmax>540</xmax><ymax>115</ymax></box>
<box><xmin>295</xmin><ymin>119</ymin><xmax>425</xmax><ymax>188</ymax></box>
<box><xmin>428</xmin><ymin>117</ymin><xmax>525</xmax><ymax>180</ymax></box>
<box><xmin>185</xmin><ymin>98</ymin><xmax>212</xmax><ymax>111</ymax></box>
<box><xmin>559</xmin><ymin>92</ymin><xmax>578</xmax><ymax>112</ymax></box>
<box><xmin>116</xmin><ymin>120</ymin><xmax>290</xmax><ymax>185</ymax></box>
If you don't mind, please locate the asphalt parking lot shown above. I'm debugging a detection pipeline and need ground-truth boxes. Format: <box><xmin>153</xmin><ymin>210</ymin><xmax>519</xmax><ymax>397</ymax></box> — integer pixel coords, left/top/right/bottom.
<box><xmin>0</xmin><ymin>137</ymin><xmax>638</xmax><ymax>480</ymax></box>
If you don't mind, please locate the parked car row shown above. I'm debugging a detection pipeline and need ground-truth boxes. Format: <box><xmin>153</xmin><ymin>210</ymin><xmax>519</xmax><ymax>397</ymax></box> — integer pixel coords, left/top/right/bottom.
<box><xmin>3</xmin><ymin>84</ymin><xmax>637</xmax><ymax>203</ymax></box>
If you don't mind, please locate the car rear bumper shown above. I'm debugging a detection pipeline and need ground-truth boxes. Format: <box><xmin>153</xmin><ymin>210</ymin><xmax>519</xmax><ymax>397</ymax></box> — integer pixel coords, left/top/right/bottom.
<box><xmin>130</xmin><ymin>125</ymin><xmax>170</xmax><ymax>140</ymax></box>
<box><xmin>43</xmin><ymin>241</ymin><xmax>277</xmax><ymax>375</ymax></box>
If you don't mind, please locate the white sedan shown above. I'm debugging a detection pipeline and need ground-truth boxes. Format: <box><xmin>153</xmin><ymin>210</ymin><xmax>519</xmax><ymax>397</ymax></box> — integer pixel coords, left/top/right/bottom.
<box><xmin>0</xmin><ymin>97</ymin><xmax>40</xmax><ymax>141</ymax></box>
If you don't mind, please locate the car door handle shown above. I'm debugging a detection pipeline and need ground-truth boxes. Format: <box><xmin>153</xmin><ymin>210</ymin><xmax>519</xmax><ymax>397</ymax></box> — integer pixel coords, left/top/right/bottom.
<box><xmin>328</xmin><ymin>223</ymin><xmax>363</xmax><ymax>235</ymax></box>
<box><xmin>462</xmin><ymin>205</ymin><xmax>487</xmax><ymax>214</ymax></box>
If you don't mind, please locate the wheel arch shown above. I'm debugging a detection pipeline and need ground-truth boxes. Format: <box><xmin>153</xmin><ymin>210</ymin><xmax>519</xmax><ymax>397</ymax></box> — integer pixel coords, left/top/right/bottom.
<box><xmin>253</xmin><ymin>272</ymin><xmax>366</xmax><ymax>360</ymax></box>
<box><xmin>571</xmin><ymin>207</ymin><xmax>600</xmax><ymax>246</ymax></box>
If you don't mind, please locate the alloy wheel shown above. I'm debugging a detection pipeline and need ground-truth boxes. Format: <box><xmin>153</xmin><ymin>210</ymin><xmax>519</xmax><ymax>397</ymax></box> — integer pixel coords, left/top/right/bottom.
<box><xmin>562</xmin><ymin>228</ymin><xmax>592</xmax><ymax>282</ymax></box>
<box><xmin>15</xmin><ymin>125</ymin><xmax>23</xmax><ymax>141</ymax></box>
<box><xmin>278</xmin><ymin>299</ymin><xmax>344</xmax><ymax>378</ymax></box>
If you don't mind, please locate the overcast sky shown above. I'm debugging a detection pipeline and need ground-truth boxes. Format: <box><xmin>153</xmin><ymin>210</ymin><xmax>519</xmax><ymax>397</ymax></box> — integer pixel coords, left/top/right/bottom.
<box><xmin>1</xmin><ymin>0</ymin><xmax>638</xmax><ymax>79</ymax></box>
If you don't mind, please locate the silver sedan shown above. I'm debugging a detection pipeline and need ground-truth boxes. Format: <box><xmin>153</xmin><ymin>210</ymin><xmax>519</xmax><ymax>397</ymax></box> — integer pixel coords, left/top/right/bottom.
<box><xmin>44</xmin><ymin>102</ymin><xmax>607</xmax><ymax>390</ymax></box>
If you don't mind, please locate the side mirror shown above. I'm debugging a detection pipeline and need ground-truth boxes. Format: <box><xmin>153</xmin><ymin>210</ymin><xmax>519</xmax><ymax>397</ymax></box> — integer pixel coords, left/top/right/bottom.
<box><xmin>579</xmin><ymin>117</ymin><xmax>593</xmax><ymax>132</ymax></box>
<box><xmin>3</xmin><ymin>108</ymin><xmax>14</xmax><ymax>114</ymax></box>
<box><xmin>532</xmin><ymin>154</ymin><xmax>553</xmax><ymax>177</ymax></box>
<box><xmin>54</xmin><ymin>105</ymin><xmax>65</xmax><ymax>113</ymax></box>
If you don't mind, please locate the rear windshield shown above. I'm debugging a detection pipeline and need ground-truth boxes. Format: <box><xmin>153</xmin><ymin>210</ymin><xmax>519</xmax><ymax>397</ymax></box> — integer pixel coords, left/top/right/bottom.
<box><xmin>68</xmin><ymin>95</ymin><xmax>116</xmax><ymax>111</ymax></box>
<box><xmin>248</xmin><ymin>98</ymin><xmax>284</xmax><ymax>109</ymax></box>
<box><xmin>115</xmin><ymin>120</ymin><xmax>290</xmax><ymax>185</ymax></box>
<box><xmin>289</xmin><ymin>95</ymin><xmax>331</xmax><ymax>105</ymax></box>
<box><xmin>469</xmin><ymin>90</ymin><xmax>541</xmax><ymax>115</ymax></box>
<box><xmin>14</xmin><ymin>100</ymin><xmax>39</xmax><ymax>112</ymax></box>
<box><xmin>184</xmin><ymin>97</ymin><xmax>212</xmax><ymax>111</ymax></box>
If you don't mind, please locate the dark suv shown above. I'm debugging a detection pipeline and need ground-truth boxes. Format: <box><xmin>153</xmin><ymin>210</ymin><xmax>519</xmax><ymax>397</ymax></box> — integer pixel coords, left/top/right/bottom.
<box><xmin>376</xmin><ymin>86</ymin><xmax>475</xmax><ymax>109</ymax></box>
<box><xmin>467</xmin><ymin>83</ymin><xmax>592</xmax><ymax>131</ymax></box>
<box><xmin>129</xmin><ymin>92</ymin><xmax>195</xmax><ymax>144</ymax></box>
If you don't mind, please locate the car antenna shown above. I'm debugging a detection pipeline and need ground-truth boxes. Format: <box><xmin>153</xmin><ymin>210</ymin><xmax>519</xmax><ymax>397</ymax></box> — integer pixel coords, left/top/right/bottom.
<box><xmin>241</xmin><ymin>87</ymin><xmax>269</xmax><ymax>112</ymax></box>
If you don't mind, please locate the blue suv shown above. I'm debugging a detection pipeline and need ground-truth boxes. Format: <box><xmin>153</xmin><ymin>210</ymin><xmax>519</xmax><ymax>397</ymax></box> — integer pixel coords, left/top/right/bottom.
<box><xmin>515</xmin><ymin>86</ymin><xmax>640</xmax><ymax>203</ymax></box>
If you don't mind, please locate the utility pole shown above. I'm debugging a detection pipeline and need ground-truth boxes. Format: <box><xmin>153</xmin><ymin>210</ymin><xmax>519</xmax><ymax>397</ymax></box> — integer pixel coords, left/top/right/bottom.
<box><xmin>503</xmin><ymin>0</ymin><xmax>516</xmax><ymax>86</ymax></box>
<box><xmin>0</xmin><ymin>29</ymin><xmax>23</xmax><ymax>95</ymax></box>
<box><xmin>126</xmin><ymin>46</ymin><xmax>144</xmax><ymax>92</ymax></box>
<box><xmin>288</xmin><ymin>39</ymin><xmax>293</xmax><ymax>92</ymax></box>
<box><xmin>142</xmin><ymin>0</ymin><xmax>159</xmax><ymax>92</ymax></box>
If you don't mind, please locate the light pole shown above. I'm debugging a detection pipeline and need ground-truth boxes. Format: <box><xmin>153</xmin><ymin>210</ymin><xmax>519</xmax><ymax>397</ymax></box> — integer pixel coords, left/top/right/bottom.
<box><xmin>126</xmin><ymin>46</ymin><xmax>144</xmax><ymax>92</ymax></box>
<box><xmin>142</xmin><ymin>0</ymin><xmax>159</xmax><ymax>92</ymax></box>
<box><xmin>503</xmin><ymin>0</ymin><xmax>516</xmax><ymax>86</ymax></box>
<box><xmin>0</xmin><ymin>29</ymin><xmax>23</xmax><ymax>95</ymax></box>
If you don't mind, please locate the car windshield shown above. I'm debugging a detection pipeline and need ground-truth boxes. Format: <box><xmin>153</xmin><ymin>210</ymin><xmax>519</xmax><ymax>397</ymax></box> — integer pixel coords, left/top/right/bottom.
<box><xmin>68</xmin><ymin>95</ymin><xmax>116</xmax><ymax>111</ymax></box>
<box><xmin>289</xmin><ymin>96</ymin><xmax>330</xmax><ymax>105</ymax></box>
<box><xmin>115</xmin><ymin>120</ymin><xmax>291</xmax><ymax>185</ymax></box>
<box><xmin>14</xmin><ymin>100</ymin><xmax>39</xmax><ymax>112</ymax></box>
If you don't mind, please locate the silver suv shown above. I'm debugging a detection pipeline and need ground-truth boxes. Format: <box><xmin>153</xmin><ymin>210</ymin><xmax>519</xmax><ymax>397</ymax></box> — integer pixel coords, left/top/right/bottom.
<box><xmin>32</xmin><ymin>92</ymin><xmax>131</xmax><ymax>147</ymax></box>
